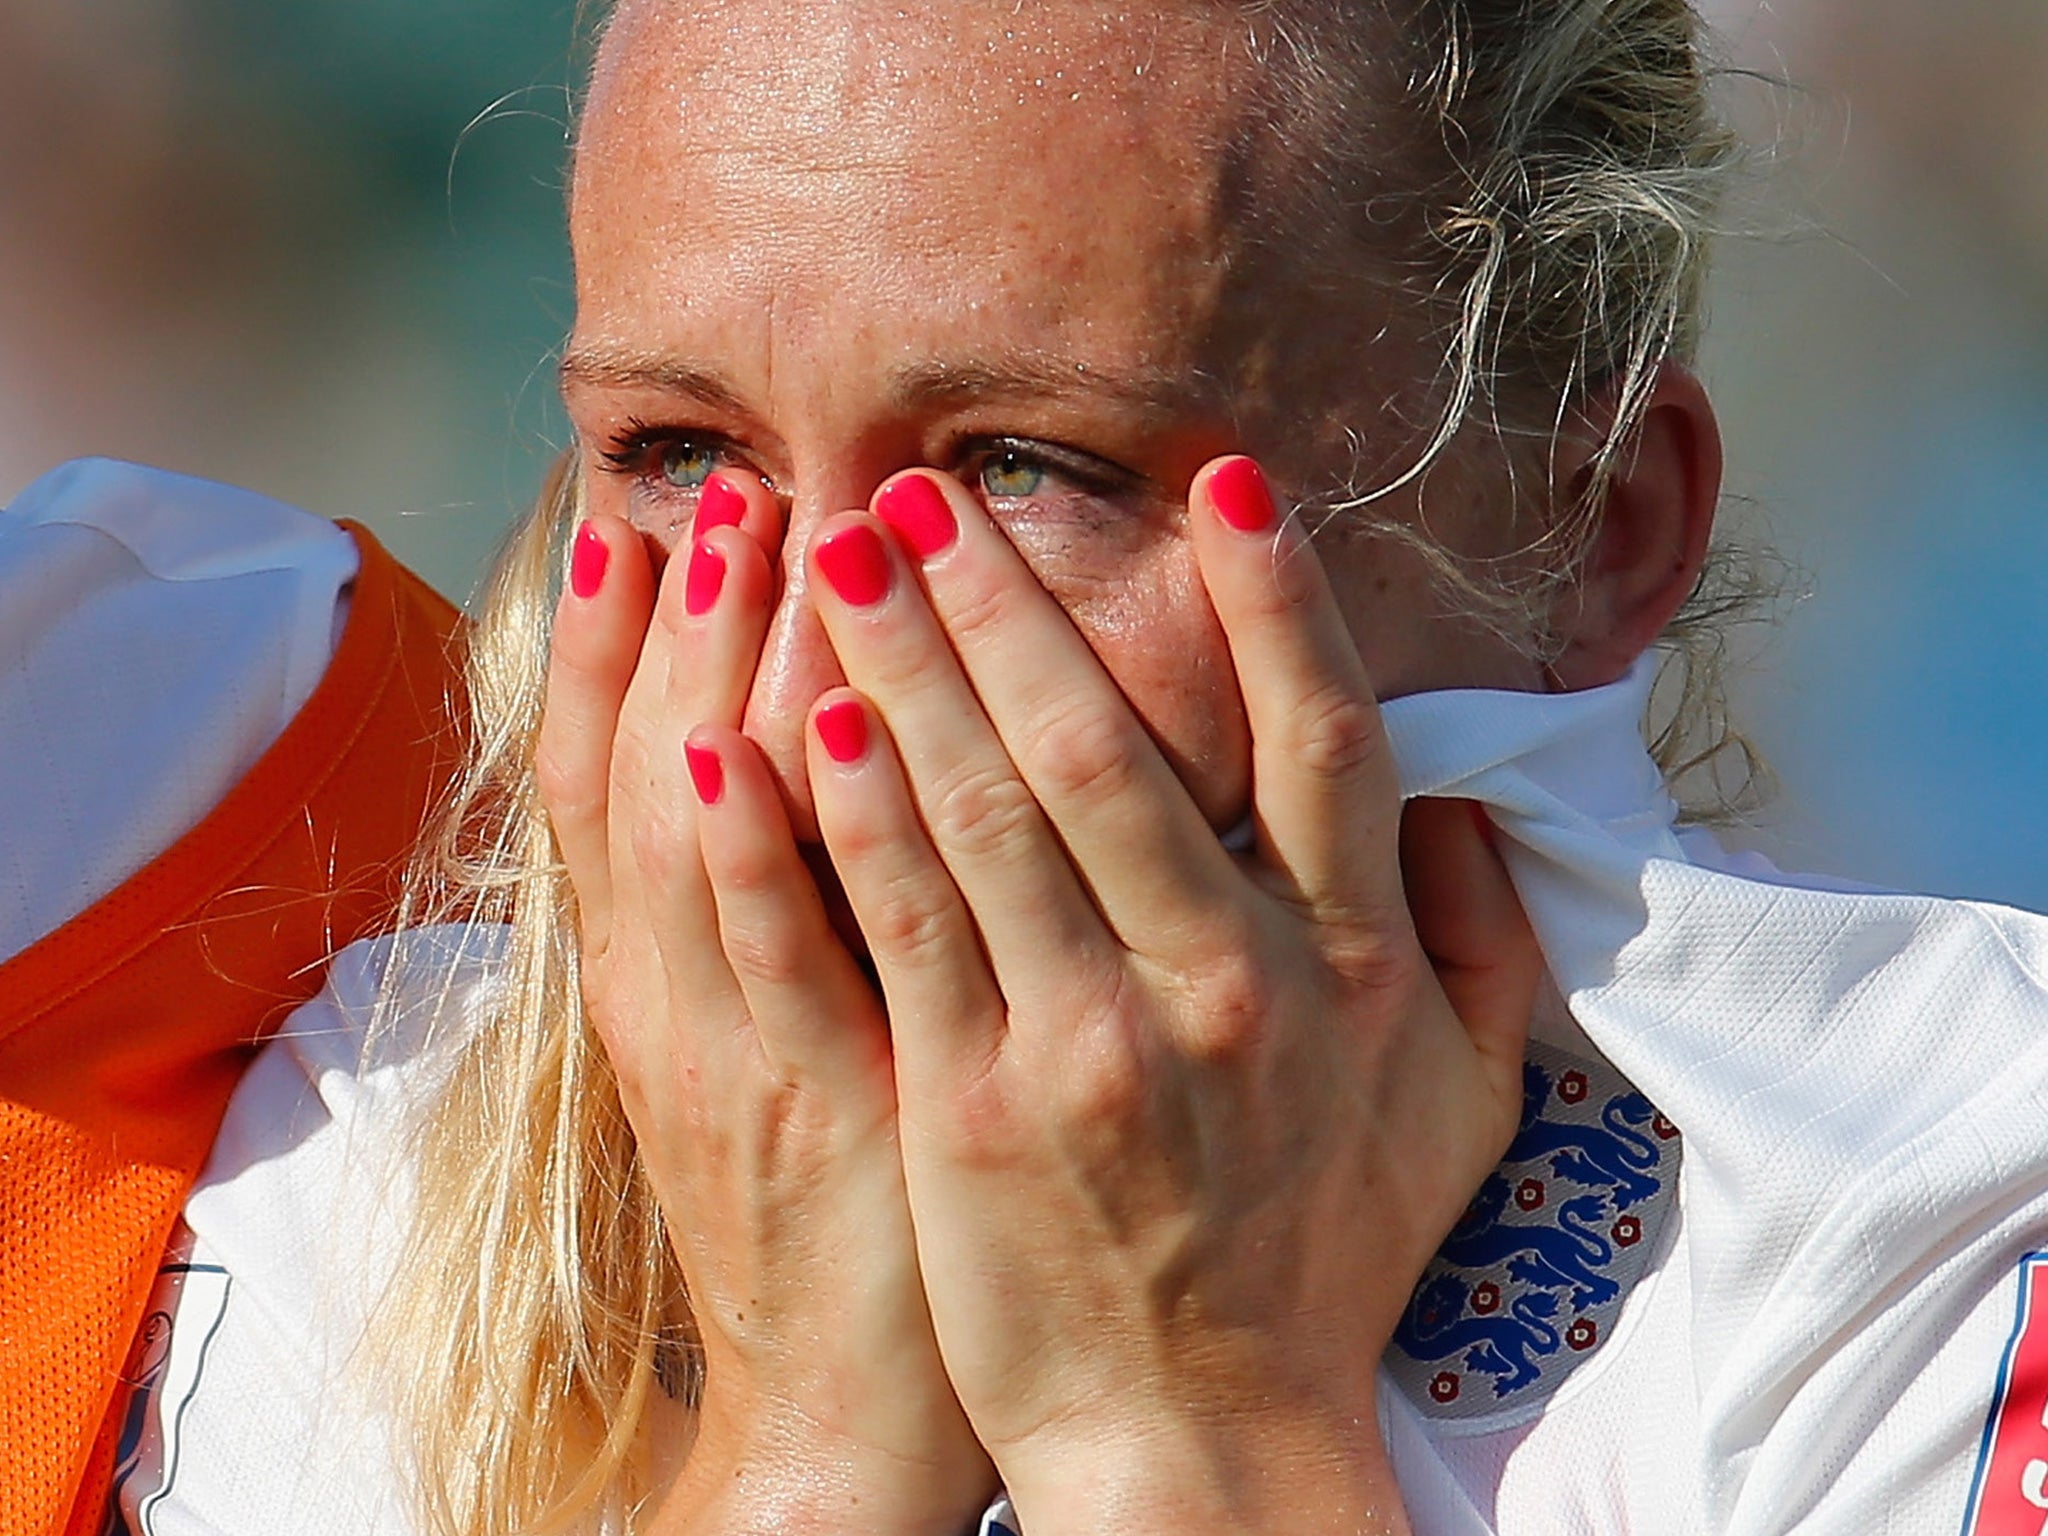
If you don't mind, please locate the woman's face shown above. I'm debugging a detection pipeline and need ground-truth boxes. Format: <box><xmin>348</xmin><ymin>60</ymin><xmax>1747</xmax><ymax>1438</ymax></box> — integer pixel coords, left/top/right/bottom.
<box><xmin>564</xmin><ymin>0</ymin><xmax>1545</xmax><ymax>835</ymax></box>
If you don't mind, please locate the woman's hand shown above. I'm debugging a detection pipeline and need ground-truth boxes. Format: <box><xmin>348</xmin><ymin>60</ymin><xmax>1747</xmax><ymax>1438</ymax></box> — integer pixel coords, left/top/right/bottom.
<box><xmin>802</xmin><ymin>459</ymin><xmax>1543</xmax><ymax>1533</ymax></box>
<box><xmin>535</xmin><ymin>475</ymin><xmax>994</xmax><ymax>1536</ymax></box>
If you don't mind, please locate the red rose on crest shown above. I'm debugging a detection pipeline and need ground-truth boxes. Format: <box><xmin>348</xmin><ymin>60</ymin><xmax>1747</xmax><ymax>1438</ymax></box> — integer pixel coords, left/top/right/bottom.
<box><xmin>1430</xmin><ymin>1372</ymin><xmax>1461</xmax><ymax>1403</ymax></box>
<box><xmin>1557</xmin><ymin>1070</ymin><xmax>1590</xmax><ymax>1105</ymax></box>
<box><xmin>1613</xmin><ymin>1215</ymin><xmax>1643</xmax><ymax>1248</ymax></box>
<box><xmin>1566</xmin><ymin>1317</ymin><xmax>1599</xmax><ymax>1352</ymax></box>
<box><xmin>1515</xmin><ymin>1178</ymin><xmax>1546</xmax><ymax>1212</ymax></box>
<box><xmin>1471</xmin><ymin>1282</ymin><xmax>1502</xmax><ymax>1315</ymax></box>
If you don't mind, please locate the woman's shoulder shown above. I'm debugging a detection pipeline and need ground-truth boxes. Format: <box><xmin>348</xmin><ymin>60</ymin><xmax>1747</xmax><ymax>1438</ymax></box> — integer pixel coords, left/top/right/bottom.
<box><xmin>210</xmin><ymin>922</ymin><xmax>503</xmax><ymax>1123</ymax></box>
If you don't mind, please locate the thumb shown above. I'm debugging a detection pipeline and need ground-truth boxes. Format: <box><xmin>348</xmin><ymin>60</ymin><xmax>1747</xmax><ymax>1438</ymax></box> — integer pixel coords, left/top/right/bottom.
<box><xmin>1398</xmin><ymin>796</ymin><xmax>1542</xmax><ymax>1085</ymax></box>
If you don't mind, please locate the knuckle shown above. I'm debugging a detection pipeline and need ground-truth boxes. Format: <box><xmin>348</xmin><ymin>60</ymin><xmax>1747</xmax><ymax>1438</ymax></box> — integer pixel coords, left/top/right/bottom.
<box><xmin>939</xmin><ymin>567</ymin><xmax>1021</xmax><ymax>649</ymax></box>
<box><xmin>1024</xmin><ymin>699</ymin><xmax>1142</xmax><ymax>808</ymax></box>
<box><xmin>933</xmin><ymin>1064</ymin><xmax>1023</xmax><ymax>1169</ymax></box>
<box><xmin>626</xmin><ymin>802</ymin><xmax>697</xmax><ymax>888</ymax></box>
<box><xmin>1051</xmin><ymin>970</ymin><xmax>1150</xmax><ymax>1125</ymax></box>
<box><xmin>1321</xmin><ymin>924</ymin><xmax>1418</xmax><ymax>994</ymax></box>
<box><xmin>863</xmin><ymin>877</ymin><xmax>960</xmax><ymax>968</ymax></box>
<box><xmin>926</xmin><ymin>763</ymin><xmax>1041</xmax><ymax>861</ymax></box>
<box><xmin>1056</xmin><ymin>1028</ymin><xmax>1146</xmax><ymax>1129</ymax></box>
<box><xmin>718</xmin><ymin>916</ymin><xmax>811</xmax><ymax>990</ymax></box>
<box><xmin>533</xmin><ymin>740</ymin><xmax>598</xmax><ymax>824</ymax></box>
<box><xmin>1179</xmin><ymin>952</ymin><xmax>1274</xmax><ymax>1065</ymax></box>
<box><xmin>1286</xmin><ymin>685</ymin><xmax>1383</xmax><ymax>782</ymax></box>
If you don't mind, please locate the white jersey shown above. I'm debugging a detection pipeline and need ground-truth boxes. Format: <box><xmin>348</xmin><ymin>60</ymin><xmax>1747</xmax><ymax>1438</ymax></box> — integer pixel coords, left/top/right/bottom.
<box><xmin>113</xmin><ymin>656</ymin><xmax>2048</xmax><ymax>1535</ymax></box>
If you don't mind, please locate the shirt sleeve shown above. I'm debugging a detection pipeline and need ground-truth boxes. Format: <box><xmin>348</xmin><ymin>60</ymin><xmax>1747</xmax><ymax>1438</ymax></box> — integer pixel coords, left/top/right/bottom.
<box><xmin>0</xmin><ymin>458</ymin><xmax>356</xmax><ymax>965</ymax></box>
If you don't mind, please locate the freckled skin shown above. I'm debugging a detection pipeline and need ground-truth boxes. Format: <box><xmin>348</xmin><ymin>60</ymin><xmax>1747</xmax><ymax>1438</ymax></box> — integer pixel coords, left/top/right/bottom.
<box><xmin>565</xmin><ymin>0</ymin><xmax>1546</xmax><ymax>836</ymax></box>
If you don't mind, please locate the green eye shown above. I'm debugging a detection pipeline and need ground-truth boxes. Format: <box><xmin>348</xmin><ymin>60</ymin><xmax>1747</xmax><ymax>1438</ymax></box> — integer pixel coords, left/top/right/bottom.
<box><xmin>660</xmin><ymin>440</ymin><xmax>719</xmax><ymax>491</ymax></box>
<box><xmin>979</xmin><ymin>449</ymin><xmax>1046</xmax><ymax>499</ymax></box>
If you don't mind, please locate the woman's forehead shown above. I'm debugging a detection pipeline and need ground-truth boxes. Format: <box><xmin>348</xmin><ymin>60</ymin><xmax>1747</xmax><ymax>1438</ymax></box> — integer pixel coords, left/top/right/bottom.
<box><xmin>572</xmin><ymin>0</ymin><xmax>1270</xmax><ymax>375</ymax></box>
<box><xmin>589</xmin><ymin>0</ymin><xmax>1240</xmax><ymax>110</ymax></box>
<box><xmin>579</xmin><ymin>0</ymin><xmax>1254</xmax><ymax>213</ymax></box>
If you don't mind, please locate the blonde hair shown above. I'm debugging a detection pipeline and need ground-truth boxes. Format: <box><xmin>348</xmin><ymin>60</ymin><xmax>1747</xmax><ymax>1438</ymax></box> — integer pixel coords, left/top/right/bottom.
<box><xmin>379</xmin><ymin>4</ymin><xmax>1750</xmax><ymax>1531</ymax></box>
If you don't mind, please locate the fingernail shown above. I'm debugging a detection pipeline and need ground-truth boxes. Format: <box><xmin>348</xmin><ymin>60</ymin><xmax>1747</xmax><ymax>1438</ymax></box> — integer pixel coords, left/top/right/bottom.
<box><xmin>874</xmin><ymin>474</ymin><xmax>958</xmax><ymax>560</ymax></box>
<box><xmin>815</xmin><ymin>699</ymin><xmax>870</xmax><ymax>764</ymax></box>
<box><xmin>696</xmin><ymin>473</ymin><xmax>747</xmax><ymax>532</ymax></box>
<box><xmin>1208</xmin><ymin>457</ymin><xmax>1276</xmax><ymax>533</ymax></box>
<box><xmin>685</xmin><ymin>537</ymin><xmax>726</xmax><ymax>617</ymax></box>
<box><xmin>571</xmin><ymin>521</ymin><xmax>609</xmax><ymax>598</ymax></box>
<box><xmin>815</xmin><ymin>524</ymin><xmax>893</xmax><ymax>607</ymax></box>
<box><xmin>685</xmin><ymin>740</ymin><xmax>724</xmax><ymax>805</ymax></box>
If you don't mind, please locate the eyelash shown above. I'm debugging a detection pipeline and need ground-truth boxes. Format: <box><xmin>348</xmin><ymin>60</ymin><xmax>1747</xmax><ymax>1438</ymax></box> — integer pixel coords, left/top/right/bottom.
<box><xmin>592</xmin><ymin>421</ymin><xmax>1134</xmax><ymax>506</ymax></box>
<box><xmin>595</xmin><ymin>419</ymin><xmax>745</xmax><ymax>483</ymax></box>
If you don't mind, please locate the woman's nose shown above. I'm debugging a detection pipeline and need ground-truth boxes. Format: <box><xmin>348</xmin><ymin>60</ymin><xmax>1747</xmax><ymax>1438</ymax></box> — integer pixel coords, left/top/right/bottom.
<box><xmin>740</xmin><ymin>514</ymin><xmax>847</xmax><ymax>843</ymax></box>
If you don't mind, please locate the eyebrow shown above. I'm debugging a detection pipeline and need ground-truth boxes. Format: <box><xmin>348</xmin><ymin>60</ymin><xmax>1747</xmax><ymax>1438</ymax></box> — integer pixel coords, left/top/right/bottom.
<box><xmin>888</xmin><ymin>354</ymin><xmax>1227</xmax><ymax>423</ymax></box>
<box><xmin>558</xmin><ymin>345</ymin><xmax>1226</xmax><ymax>425</ymax></box>
<box><xmin>558</xmin><ymin>349</ymin><xmax>750</xmax><ymax>414</ymax></box>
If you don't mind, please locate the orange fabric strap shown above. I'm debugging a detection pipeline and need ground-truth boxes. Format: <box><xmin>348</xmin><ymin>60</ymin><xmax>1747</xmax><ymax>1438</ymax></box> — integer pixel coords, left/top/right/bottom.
<box><xmin>0</xmin><ymin>523</ymin><xmax>468</xmax><ymax>1536</ymax></box>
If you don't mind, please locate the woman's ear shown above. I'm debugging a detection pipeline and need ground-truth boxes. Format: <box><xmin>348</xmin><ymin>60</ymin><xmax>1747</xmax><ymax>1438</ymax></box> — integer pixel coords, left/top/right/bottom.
<box><xmin>1544</xmin><ymin>361</ymin><xmax>1723</xmax><ymax>691</ymax></box>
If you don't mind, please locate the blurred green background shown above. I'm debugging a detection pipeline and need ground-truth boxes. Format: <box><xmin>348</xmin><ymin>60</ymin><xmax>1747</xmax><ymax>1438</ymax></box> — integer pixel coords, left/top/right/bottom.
<box><xmin>0</xmin><ymin>0</ymin><xmax>582</xmax><ymax>595</ymax></box>
<box><xmin>4</xmin><ymin>0</ymin><xmax>2046</xmax><ymax>908</ymax></box>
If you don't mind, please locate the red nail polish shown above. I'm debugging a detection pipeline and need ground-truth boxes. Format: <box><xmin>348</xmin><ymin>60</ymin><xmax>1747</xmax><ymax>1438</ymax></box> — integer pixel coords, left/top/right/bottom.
<box><xmin>874</xmin><ymin>475</ymin><xmax>958</xmax><ymax>560</ymax></box>
<box><xmin>685</xmin><ymin>538</ymin><xmax>725</xmax><ymax>617</ymax></box>
<box><xmin>815</xmin><ymin>524</ymin><xmax>893</xmax><ymax>607</ymax></box>
<box><xmin>685</xmin><ymin>740</ymin><xmax>724</xmax><ymax>805</ymax></box>
<box><xmin>696</xmin><ymin>473</ymin><xmax>747</xmax><ymax>532</ymax></box>
<box><xmin>1209</xmin><ymin>457</ymin><xmax>1276</xmax><ymax>533</ymax></box>
<box><xmin>815</xmin><ymin>699</ymin><xmax>869</xmax><ymax>764</ymax></box>
<box><xmin>571</xmin><ymin>522</ymin><xmax>609</xmax><ymax>598</ymax></box>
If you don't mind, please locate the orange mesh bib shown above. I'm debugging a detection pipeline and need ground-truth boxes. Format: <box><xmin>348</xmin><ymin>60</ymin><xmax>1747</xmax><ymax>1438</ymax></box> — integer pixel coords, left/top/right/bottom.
<box><xmin>0</xmin><ymin>523</ymin><xmax>468</xmax><ymax>1536</ymax></box>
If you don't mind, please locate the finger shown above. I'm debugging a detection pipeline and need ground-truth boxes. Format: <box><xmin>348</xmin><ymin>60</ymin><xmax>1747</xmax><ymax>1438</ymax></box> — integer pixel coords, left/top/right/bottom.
<box><xmin>806</xmin><ymin>512</ymin><xmax>1114</xmax><ymax>1006</ymax></box>
<box><xmin>686</xmin><ymin>721</ymin><xmax>895</xmax><ymax>1089</ymax></box>
<box><xmin>1187</xmin><ymin>455</ymin><xmax>1406</xmax><ymax>922</ymax></box>
<box><xmin>806</xmin><ymin>689</ymin><xmax>1007</xmax><ymax>1080</ymax></box>
<box><xmin>1399</xmin><ymin>797</ymin><xmax>1541</xmax><ymax>1076</ymax></box>
<box><xmin>611</xmin><ymin>481</ymin><xmax>781</xmax><ymax>1012</ymax></box>
<box><xmin>867</xmin><ymin>470</ymin><xmax>1236</xmax><ymax>956</ymax></box>
<box><xmin>650</xmin><ymin>468</ymin><xmax>785</xmax><ymax>731</ymax></box>
<box><xmin>537</xmin><ymin>513</ymin><xmax>657</xmax><ymax>956</ymax></box>
<box><xmin>691</xmin><ymin>468</ymin><xmax>787</xmax><ymax>575</ymax></box>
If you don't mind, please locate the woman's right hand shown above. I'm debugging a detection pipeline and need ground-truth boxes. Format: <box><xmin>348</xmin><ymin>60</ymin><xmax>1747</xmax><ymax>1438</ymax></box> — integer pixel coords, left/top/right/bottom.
<box><xmin>535</xmin><ymin>475</ymin><xmax>994</xmax><ymax>1536</ymax></box>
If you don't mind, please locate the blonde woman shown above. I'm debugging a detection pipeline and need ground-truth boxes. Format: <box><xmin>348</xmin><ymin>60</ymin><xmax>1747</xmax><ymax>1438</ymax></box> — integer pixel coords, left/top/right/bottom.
<box><xmin>95</xmin><ymin>1</ymin><xmax>2048</xmax><ymax>1534</ymax></box>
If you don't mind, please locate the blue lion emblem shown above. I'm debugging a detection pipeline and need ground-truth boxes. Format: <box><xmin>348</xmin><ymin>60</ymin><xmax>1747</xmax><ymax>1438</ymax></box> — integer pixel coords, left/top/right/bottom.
<box><xmin>1393</xmin><ymin>1273</ymin><xmax>1564</xmax><ymax>1394</ymax></box>
<box><xmin>1389</xmin><ymin>1052</ymin><xmax>1676</xmax><ymax>1410</ymax></box>
<box><xmin>1506</xmin><ymin>1062</ymin><xmax>1664</xmax><ymax>1209</ymax></box>
<box><xmin>1438</xmin><ymin>1175</ymin><xmax>1619</xmax><ymax>1309</ymax></box>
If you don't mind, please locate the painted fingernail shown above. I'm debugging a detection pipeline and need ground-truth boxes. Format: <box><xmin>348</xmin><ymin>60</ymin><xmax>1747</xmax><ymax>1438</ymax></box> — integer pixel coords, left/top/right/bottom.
<box><xmin>815</xmin><ymin>524</ymin><xmax>893</xmax><ymax>607</ymax></box>
<box><xmin>1208</xmin><ymin>457</ymin><xmax>1276</xmax><ymax>533</ymax></box>
<box><xmin>685</xmin><ymin>740</ymin><xmax>724</xmax><ymax>805</ymax></box>
<box><xmin>815</xmin><ymin>699</ymin><xmax>870</xmax><ymax>764</ymax></box>
<box><xmin>696</xmin><ymin>472</ymin><xmax>747</xmax><ymax>532</ymax></box>
<box><xmin>685</xmin><ymin>537</ymin><xmax>726</xmax><ymax>617</ymax></box>
<box><xmin>874</xmin><ymin>474</ymin><xmax>958</xmax><ymax>560</ymax></box>
<box><xmin>571</xmin><ymin>521</ymin><xmax>609</xmax><ymax>598</ymax></box>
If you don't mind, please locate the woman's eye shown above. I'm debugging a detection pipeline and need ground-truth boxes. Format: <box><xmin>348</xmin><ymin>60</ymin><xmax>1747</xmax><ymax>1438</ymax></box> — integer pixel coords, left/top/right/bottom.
<box><xmin>660</xmin><ymin>439</ymin><xmax>721</xmax><ymax>492</ymax></box>
<box><xmin>978</xmin><ymin>448</ymin><xmax>1047</xmax><ymax>500</ymax></box>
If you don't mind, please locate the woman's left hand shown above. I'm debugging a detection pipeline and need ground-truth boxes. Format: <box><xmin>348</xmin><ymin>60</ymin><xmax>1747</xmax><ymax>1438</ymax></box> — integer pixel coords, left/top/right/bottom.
<box><xmin>798</xmin><ymin>458</ymin><xmax>1543</xmax><ymax>1533</ymax></box>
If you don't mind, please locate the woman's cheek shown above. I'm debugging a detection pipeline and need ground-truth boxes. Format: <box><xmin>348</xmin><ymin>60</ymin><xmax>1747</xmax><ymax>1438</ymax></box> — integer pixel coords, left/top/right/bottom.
<box><xmin>1053</xmin><ymin>551</ymin><xmax>1252</xmax><ymax>832</ymax></box>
